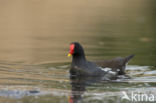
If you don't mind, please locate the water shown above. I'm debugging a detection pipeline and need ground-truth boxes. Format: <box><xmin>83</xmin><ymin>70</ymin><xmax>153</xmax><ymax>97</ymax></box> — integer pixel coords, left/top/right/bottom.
<box><xmin>0</xmin><ymin>0</ymin><xmax>156</xmax><ymax>103</ymax></box>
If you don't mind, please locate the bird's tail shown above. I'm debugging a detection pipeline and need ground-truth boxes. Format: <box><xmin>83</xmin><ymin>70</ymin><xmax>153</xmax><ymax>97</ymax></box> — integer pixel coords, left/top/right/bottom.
<box><xmin>124</xmin><ymin>54</ymin><xmax>135</xmax><ymax>63</ymax></box>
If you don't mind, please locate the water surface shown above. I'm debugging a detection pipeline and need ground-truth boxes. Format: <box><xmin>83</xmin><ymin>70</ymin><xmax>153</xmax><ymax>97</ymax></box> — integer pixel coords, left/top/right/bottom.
<box><xmin>0</xmin><ymin>0</ymin><xmax>155</xmax><ymax>103</ymax></box>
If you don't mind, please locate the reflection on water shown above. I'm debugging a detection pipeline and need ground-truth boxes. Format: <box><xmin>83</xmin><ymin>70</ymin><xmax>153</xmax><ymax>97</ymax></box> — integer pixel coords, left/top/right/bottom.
<box><xmin>0</xmin><ymin>0</ymin><xmax>156</xmax><ymax>103</ymax></box>
<box><xmin>0</xmin><ymin>64</ymin><xmax>155</xmax><ymax>103</ymax></box>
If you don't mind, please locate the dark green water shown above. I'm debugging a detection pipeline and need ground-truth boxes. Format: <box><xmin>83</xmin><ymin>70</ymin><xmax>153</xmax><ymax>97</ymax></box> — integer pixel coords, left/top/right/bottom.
<box><xmin>0</xmin><ymin>0</ymin><xmax>155</xmax><ymax>103</ymax></box>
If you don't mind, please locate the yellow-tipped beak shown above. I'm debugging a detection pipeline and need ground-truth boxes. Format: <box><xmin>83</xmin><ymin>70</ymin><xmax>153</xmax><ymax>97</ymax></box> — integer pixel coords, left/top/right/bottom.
<box><xmin>67</xmin><ymin>53</ymin><xmax>72</xmax><ymax>57</ymax></box>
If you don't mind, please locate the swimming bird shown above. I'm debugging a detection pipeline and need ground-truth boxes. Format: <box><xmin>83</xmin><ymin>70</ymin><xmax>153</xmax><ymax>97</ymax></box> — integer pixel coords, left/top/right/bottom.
<box><xmin>68</xmin><ymin>42</ymin><xmax>134</xmax><ymax>80</ymax></box>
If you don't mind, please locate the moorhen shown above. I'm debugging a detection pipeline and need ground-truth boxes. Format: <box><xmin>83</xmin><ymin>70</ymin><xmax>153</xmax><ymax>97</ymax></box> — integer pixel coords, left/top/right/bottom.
<box><xmin>68</xmin><ymin>42</ymin><xmax>134</xmax><ymax>80</ymax></box>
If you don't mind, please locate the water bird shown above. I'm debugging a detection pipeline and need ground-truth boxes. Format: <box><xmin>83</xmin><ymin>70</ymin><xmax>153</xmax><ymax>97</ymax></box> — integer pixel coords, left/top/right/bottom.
<box><xmin>68</xmin><ymin>42</ymin><xmax>134</xmax><ymax>80</ymax></box>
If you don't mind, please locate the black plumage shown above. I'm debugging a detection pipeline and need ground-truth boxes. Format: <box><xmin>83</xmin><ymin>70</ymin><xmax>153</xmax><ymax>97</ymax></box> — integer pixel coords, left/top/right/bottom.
<box><xmin>68</xmin><ymin>42</ymin><xmax>134</xmax><ymax>80</ymax></box>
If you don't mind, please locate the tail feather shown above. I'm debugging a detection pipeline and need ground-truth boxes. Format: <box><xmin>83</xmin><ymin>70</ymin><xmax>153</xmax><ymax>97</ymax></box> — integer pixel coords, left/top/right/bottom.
<box><xmin>124</xmin><ymin>54</ymin><xmax>135</xmax><ymax>63</ymax></box>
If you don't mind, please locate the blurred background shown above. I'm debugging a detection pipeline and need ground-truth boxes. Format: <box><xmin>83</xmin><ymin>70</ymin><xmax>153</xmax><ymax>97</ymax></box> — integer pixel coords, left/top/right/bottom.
<box><xmin>0</xmin><ymin>0</ymin><xmax>156</xmax><ymax>103</ymax></box>
<box><xmin>0</xmin><ymin>0</ymin><xmax>155</xmax><ymax>65</ymax></box>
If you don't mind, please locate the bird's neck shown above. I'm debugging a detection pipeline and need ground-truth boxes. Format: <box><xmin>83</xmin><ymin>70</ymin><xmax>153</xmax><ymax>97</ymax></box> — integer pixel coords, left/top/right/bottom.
<box><xmin>72</xmin><ymin>54</ymin><xmax>86</xmax><ymax>66</ymax></box>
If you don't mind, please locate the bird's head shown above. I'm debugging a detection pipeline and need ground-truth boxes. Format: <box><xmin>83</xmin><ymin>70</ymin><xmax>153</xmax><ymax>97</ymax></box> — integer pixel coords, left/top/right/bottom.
<box><xmin>68</xmin><ymin>42</ymin><xmax>85</xmax><ymax>58</ymax></box>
